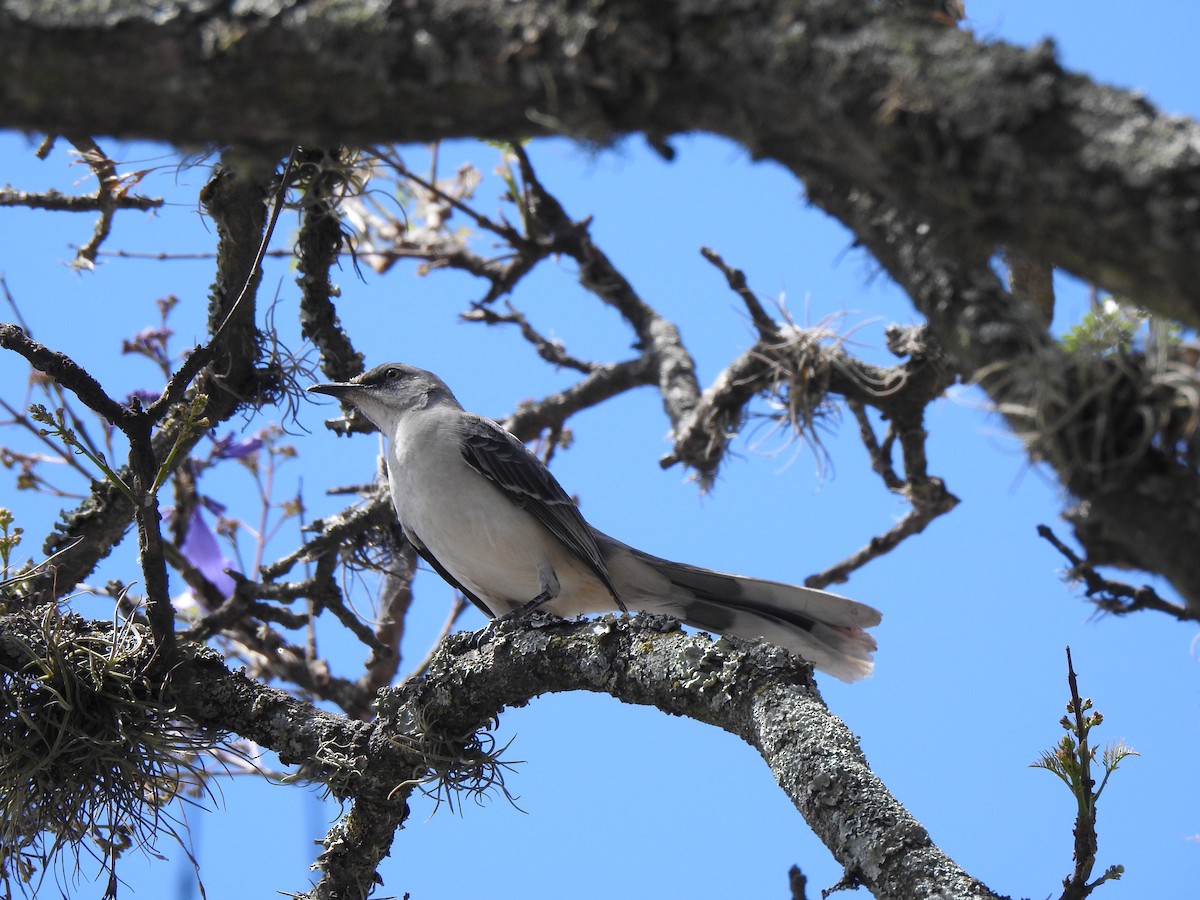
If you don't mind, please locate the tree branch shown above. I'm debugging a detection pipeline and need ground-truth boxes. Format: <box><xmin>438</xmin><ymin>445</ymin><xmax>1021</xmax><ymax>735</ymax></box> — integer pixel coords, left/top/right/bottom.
<box><xmin>3</xmin><ymin>1</ymin><xmax>1199</xmax><ymax>326</ymax></box>
<box><xmin>295</xmin><ymin>147</ymin><xmax>366</xmax><ymax>385</ymax></box>
<box><xmin>507</xmin><ymin>145</ymin><xmax>703</xmax><ymax>428</ymax></box>
<box><xmin>1036</xmin><ymin>525</ymin><xmax>1200</xmax><ymax>622</ymax></box>
<box><xmin>802</xmin><ymin>174</ymin><xmax>1200</xmax><ymax>609</ymax></box>
<box><xmin>167</xmin><ymin>612</ymin><xmax>1002</xmax><ymax>899</ymax></box>
<box><xmin>0</xmin><ymin>606</ymin><xmax>999</xmax><ymax>897</ymax></box>
<box><xmin>0</xmin><ymin>324</ymin><xmax>128</xmax><ymax>426</ymax></box>
<box><xmin>18</xmin><ymin>154</ymin><xmax>278</xmax><ymax>598</ymax></box>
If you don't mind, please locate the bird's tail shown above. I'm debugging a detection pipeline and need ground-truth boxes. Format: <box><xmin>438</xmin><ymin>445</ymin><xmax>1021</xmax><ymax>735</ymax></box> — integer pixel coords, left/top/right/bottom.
<box><xmin>603</xmin><ymin>540</ymin><xmax>881</xmax><ymax>683</ymax></box>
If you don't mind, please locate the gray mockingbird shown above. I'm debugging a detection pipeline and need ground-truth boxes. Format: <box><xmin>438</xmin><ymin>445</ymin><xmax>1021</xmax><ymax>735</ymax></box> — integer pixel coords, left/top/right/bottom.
<box><xmin>309</xmin><ymin>363</ymin><xmax>881</xmax><ymax>681</ymax></box>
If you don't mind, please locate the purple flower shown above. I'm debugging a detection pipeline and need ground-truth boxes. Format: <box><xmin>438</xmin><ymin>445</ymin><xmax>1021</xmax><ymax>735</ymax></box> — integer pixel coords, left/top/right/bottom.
<box><xmin>211</xmin><ymin>432</ymin><xmax>264</xmax><ymax>461</ymax></box>
<box><xmin>180</xmin><ymin>507</ymin><xmax>237</xmax><ymax>600</ymax></box>
<box><xmin>121</xmin><ymin>325</ymin><xmax>174</xmax><ymax>366</ymax></box>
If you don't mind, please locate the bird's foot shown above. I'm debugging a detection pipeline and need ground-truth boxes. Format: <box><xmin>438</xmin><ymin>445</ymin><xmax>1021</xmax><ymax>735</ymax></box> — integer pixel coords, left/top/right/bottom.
<box><xmin>497</xmin><ymin>589</ymin><xmax>554</xmax><ymax>622</ymax></box>
<box><xmin>462</xmin><ymin>592</ymin><xmax>558</xmax><ymax>651</ymax></box>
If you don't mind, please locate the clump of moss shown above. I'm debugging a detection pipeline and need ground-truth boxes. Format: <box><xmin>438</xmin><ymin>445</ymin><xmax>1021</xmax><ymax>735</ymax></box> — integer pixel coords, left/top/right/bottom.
<box><xmin>0</xmin><ymin>605</ymin><xmax>211</xmax><ymax>893</ymax></box>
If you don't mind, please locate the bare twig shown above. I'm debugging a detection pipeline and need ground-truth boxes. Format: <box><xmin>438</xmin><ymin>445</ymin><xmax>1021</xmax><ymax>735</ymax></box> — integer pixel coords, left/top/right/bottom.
<box><xmin>806</xmin><ymin>482</ymin><xmax>958</xmax><ymax>589</ymax></box>
<box><xmin>848</xmin><ymin>399</ymin><xmax>904</xmax><ymax>491</ymax></box>
<box><xmin>1037</xmin><ymin>525</ymin><xmax>1199</xmax><ymax>621</ymax></box>
<box><xmin>462</xmin><ymin>301</ymin><xmax>596</xmax><ymax>374</ymax></box>
<box><xmin>700</xmin><ymin>247</ymin><xmax>780</xmax><ymax>342</ymax></box>
<box><xmin>0</xmin><ymin>325</ymin><xmax>128</xmax><ymax>426</ymax></box>
<box><xmin>0</xmin><ymin>187</ymin><xmax>161</xmax><ymax>213</ymax></box>
<box><xmin>374</xmin><ymin>145</ymin><xmax>522</xmax><ymax>241</ymax></box>
<box><xmin>1</xmin><ymin>134</ymin><xmax>162</xmax><ymax>265</ymax></box>
<box><xmin>0</xmin><ymin>395</ymin><xmax>99</xmax><ymax>484</ymax></box>
<box><xmin>261</xmin><ymin>493</ymin><xmax>394</xmax><ymax>582</ymax></box>
<box><xmin>501</xmin><ymin>357</ymin><xmax>656</xmax><ymax>442</ymax></box>
<box><xmin>507</xmin><ymin>145</ymin><xmax>703</xmax><ymax>427</ymax></box>
<box><xmin>66</xmin><ymin>135</ymin><xmax>124</xmax><ymax>266</ymax></box>
<box><xmin>1062</xmin><ymin>648</ymin><xmax>1099</xmax><ymax>899</ymax></box>
<box><xmin>787</xmin><ymin>865</ymin><xmax>808</xmax><ymax>900</ymax></box>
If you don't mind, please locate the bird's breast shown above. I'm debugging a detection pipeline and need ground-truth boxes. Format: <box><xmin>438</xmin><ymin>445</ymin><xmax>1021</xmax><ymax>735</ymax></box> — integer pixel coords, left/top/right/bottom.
<box><xmin>385</xmin><ymin>424</ymin><xmax>612</xmax><ymax>616</ymax></box>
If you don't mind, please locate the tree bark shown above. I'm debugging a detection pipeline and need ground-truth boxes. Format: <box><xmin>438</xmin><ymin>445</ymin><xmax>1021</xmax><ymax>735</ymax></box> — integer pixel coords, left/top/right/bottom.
<box><xmin>4</xmin><ymin>0</ymin><xmax>1200</xmax><ymax>326</ymax></box>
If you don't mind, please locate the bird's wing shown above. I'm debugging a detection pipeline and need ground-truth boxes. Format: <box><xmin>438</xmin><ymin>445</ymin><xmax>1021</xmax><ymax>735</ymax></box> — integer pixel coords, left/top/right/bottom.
<box><xmin>458</xmin><ymin>414</ymin><xmax>624</xmax><ymax>608</ymax></box>
<box><xmin>403</xmin><ymin>524</ymin><xmax>496</xmax><ymax>619</ymax></box>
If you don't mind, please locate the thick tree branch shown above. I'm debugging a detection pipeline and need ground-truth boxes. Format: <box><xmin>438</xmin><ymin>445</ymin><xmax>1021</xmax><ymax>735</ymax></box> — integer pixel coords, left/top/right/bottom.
<box><xmin>167</xmin><ymin>612</ymin><xmax>1003</xmax><ymax>899</ymax></box>
<box><xmin>303</xmin><ymin>797</ymin><xmax>404</xmax><ymax>900</ymax></box>
<box><xmin>802</xmin><ymin>174</ymin><xmax>1200</xmax><ymax>608</ymax></box>
<box><xmin>295</xmin><ymin>147</ymin><xmax>366</xmax><ymax>385</ymax></box>
<box><xmin>0</xmin><ymin>607</ymin><xmax>997</xmax><ymax>897</ymax></box>
<box><xmin>3</xmin><ymin>1</ymin><xmax>1199</xmax><ymax>325</ymax></box>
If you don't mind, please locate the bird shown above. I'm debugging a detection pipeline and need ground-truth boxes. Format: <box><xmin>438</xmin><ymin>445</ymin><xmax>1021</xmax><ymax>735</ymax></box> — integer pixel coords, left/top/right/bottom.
<box><xmin>308</xmin><ymin>363</ymin><xmax>881</xmax><ymax>681</ymax></box>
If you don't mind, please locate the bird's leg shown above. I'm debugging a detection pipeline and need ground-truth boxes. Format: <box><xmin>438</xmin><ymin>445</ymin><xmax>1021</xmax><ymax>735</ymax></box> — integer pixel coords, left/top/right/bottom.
<box><xmin>495</xmin><ymin>566</ymin><xmax>560</xmax><ymax>621</ymax></box>
<box><xmin>469</xmin><ymin>591</ymin><xmax>559</xmax><ymax>651</ymax></box>
<box><xmin>500</xmin><ymin>590</ymin><xmax>555</xmax><ymax>620</ymax></box>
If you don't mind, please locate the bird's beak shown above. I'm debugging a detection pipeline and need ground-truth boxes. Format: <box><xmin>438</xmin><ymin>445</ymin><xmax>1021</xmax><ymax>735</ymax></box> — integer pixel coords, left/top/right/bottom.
<box><xmin>307</xmin><ymin>381</ymin><xmax>356</xmax><ymax>399</ymax></box>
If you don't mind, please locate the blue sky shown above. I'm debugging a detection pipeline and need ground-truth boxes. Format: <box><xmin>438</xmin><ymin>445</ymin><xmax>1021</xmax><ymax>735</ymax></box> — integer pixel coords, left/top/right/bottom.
<box><xmin>1</xmin><ymin>2</ymin><xmax>1198</xmax><ymax>897</ymax></box>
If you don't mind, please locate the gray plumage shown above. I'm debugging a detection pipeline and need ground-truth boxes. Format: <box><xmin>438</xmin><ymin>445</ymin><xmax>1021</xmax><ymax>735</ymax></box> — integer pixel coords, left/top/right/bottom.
<box><xmin>308</xmin><ymin>363</ymin><xmax>881</xmax><ymax>681</ymax></box>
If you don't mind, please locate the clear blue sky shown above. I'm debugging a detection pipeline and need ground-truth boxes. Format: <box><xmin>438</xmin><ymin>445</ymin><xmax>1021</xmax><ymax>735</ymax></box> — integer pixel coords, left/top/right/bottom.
<box><xmin>1</xmin><ymin>2</ymin><xmax>1197</xmax><ymax>897</ymax></box>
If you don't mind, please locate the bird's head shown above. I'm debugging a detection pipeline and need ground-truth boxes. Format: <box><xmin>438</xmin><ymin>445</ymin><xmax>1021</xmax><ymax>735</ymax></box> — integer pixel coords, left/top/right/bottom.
<box><xmin>307</xmin><ymin>363</ymin><xmax>458</xmax><ymax>430</ymax></box>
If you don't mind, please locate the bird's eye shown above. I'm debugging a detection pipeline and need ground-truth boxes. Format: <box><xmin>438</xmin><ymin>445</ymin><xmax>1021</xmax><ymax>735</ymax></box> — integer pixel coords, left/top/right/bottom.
<box><xmin>385</xmin><ymin>367</ymin><xmax>400</xmax><ymax>379</ymax></box>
